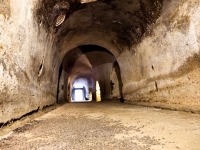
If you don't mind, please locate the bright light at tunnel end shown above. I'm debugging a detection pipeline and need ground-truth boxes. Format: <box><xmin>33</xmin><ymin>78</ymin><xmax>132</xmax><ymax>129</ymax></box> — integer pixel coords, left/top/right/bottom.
<box><xmin>80</xmin><ymin>0</ymin><xmax>97</xmax><ymax>4</ymax></box>
<box><xmin>72</xmin><ymin>77</ymin><xmax>91</xmax><ymax>102</ymax></box>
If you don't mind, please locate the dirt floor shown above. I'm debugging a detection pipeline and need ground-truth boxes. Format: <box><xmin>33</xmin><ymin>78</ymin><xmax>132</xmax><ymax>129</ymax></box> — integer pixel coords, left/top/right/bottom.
<box><xmin>0</xmin><ymin>102</ymin><xmax>200</xmax><ymax>150</ymax></box>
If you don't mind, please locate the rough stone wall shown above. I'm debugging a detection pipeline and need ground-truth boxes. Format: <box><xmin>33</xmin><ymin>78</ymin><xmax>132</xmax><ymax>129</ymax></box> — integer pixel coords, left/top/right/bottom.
<box><xmin>110</xmin><ymin>63</ymin><xmax>121</xmax><ymax>98</ymax></box>
<box><xmin>1</xmin><ymin>0</ymin><xmax>200</xmax><ymax>124</ymax></box>
<box><xmin>0</xmin><ymin>0</ymin><xmax>58</xmax><ymax>124</ymax></box>
<box><xmin>110</xmin><ymin>66</ymin><xmax>120</xmax><ymax>98</ymax></box>
<box><xmin>120</xmin><ymin>0</ymin><xmax>200</xmax><ymax>105</ymax></box>
<box><xmin>95</xmin><ymin>63</ymin><xmax>113</xmax><ymax>99</ymax></box>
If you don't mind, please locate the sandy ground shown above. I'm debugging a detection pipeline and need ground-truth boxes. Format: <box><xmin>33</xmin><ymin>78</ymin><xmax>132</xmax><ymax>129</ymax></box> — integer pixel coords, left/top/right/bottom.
<box><xmin>0</xmin><ymin>102</ymin><xmax>200</xmax><ymax>150</ymax></box>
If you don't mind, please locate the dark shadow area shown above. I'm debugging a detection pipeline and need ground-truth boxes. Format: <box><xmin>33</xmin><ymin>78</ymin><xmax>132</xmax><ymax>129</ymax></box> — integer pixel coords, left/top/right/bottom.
<box><xmin>61</xmin><ymin>45</ymin><xmax>116</xmax><ymax>73</ymax></box>
<box><xmin>56</xmin><ymin>65</ymin><xmax>63</xmax><ymax>104</ymax></box>
<box><xmin>112</xmin><ymin>62</ymin><xmax>124</xmax><ymax>103</ymax></box>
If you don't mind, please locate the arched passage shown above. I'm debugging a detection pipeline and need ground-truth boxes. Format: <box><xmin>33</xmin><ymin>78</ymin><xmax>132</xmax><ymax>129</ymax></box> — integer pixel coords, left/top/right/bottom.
<box><xmin>57</xmin><ymin>45</ymin><xmax>123</xmax><ymax>103</ymax></box>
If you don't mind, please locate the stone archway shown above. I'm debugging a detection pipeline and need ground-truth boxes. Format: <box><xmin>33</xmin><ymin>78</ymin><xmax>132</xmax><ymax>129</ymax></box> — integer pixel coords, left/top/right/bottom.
<box><xmin>57</xmin><ymin>45</ymin><xmax>123</xmax><ymax>102</ymax></box>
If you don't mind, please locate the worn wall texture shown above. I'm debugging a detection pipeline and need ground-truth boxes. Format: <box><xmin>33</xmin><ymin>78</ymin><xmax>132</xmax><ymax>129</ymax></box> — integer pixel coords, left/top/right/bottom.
<box><xmin>0</xmin><ymin>0</ymin><xmax>58</xmax><ymax>124</ymax></box>
<box><xmin>120</xmin><ymin>0</ymin><xmax>200</xmax><ymax>105</ymax></box>
<box><xmin>0</xmin><ymin>0</ymin><xmax>200</xmax><ymax>124</ymax></box>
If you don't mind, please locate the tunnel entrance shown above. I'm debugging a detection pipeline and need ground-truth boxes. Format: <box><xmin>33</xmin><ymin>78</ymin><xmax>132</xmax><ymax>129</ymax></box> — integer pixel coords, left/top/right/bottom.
<box><xmin>71</xmin><ymin>77</ymin><xmax>92</xmax><ymax>102</ymax></box>
<box><xmin>72</xmin><ymin>87</ymin><xmax>86</xmax><ymax>101</ymax></box>
<box><xmin>57</xmin><ymin>45</ymin><xmax>123</xmax><ymax>103</ymax></box>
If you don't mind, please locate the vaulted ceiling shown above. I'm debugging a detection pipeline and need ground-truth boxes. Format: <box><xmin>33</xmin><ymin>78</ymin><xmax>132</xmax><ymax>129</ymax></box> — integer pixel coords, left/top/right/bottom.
<box><xmin>36</xmin><ymin>0</ymin><xmax>164</xmax><ymax>98</ymax></box>
<box><xmin>36</xmin><ymin>0</ymin><xmax>164</xmax><ymax>51</ymax></box>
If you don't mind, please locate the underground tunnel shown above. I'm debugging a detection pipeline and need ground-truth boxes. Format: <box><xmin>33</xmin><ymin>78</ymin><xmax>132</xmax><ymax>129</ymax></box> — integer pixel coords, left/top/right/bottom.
<box><xmin>0</xmin><ymin>0</ymin><xmax>200</xmax><ymax>147</ymax></box>
<box><xmin>57</xmin><ymin>45</ymin><xmax>122</xmax><ymax>103</ymax></box>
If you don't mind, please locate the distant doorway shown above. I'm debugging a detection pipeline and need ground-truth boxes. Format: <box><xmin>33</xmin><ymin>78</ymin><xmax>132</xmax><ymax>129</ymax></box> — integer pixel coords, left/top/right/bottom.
<box><xmin>72</xmin><ymin>87</ymin><xmax>86</xmax><ymax>101</ymax></box>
